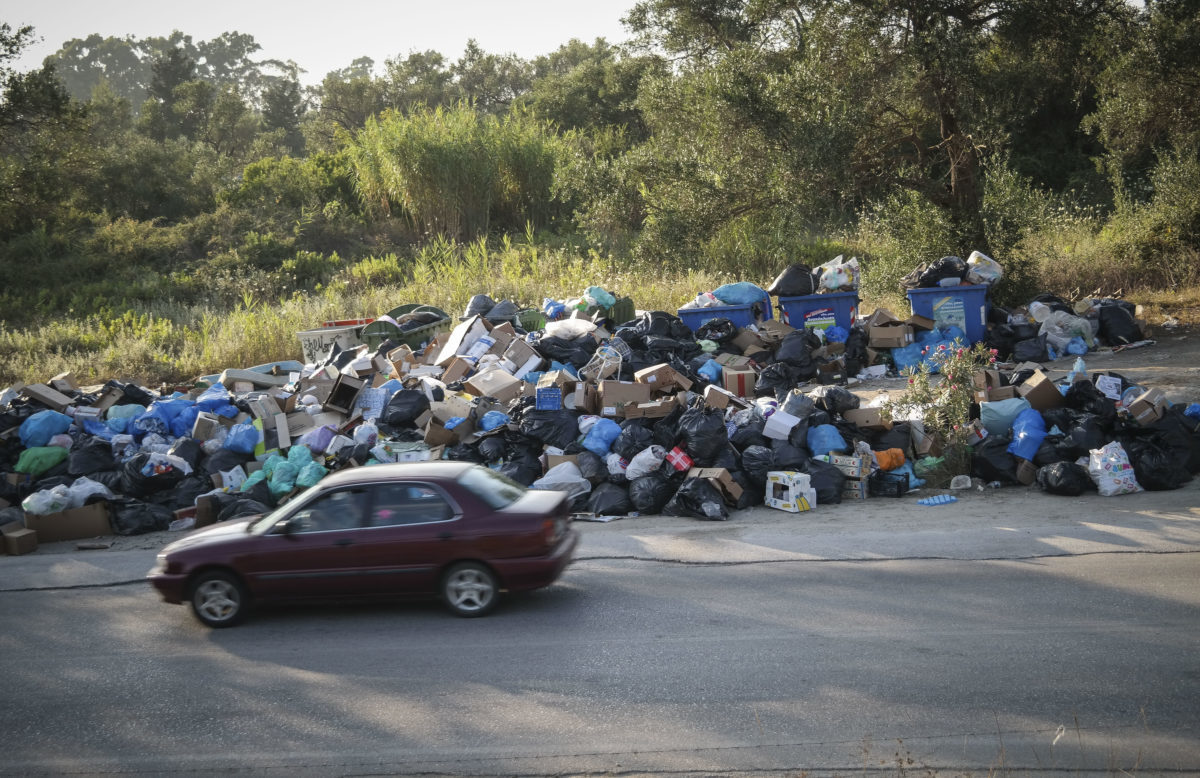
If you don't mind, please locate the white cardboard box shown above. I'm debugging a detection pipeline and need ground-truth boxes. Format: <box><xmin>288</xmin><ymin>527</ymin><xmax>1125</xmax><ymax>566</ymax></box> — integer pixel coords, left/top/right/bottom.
<box><xmin>764</xmin><ymin>471</ymin><xmax>814</xmax><ymax>512</ymax></box>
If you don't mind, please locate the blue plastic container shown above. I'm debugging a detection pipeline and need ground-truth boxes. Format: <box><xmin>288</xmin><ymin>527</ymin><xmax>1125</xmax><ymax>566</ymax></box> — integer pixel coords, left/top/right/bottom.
<box><xmin>776</xmin><ymin>291</ymin><xmax>859</xmax><ymax>331</ymax></box>
<box><xmin>676</xmin><ymin>301</ymin><xmax>772</xmax><ymax>332</ymax></box>
<box><xmin>906</xmin><ymin>284</ymin><xmax>991</xmax><ymax>345</ymax></box>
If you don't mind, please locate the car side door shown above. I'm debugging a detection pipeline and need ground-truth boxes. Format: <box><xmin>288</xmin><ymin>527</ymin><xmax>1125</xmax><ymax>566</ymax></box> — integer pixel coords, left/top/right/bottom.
<box><xmin>241</xmin><ymin>486</ymin><xmax>374</xmax><ymax>599</ymax></box>
<box><xmin>352</xmin><ymin>480</ymin><xmax>466</xmax><ymax>595</ymax></box>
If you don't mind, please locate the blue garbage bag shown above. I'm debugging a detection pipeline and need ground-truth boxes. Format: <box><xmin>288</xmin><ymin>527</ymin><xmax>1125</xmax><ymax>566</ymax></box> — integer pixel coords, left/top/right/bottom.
<box><xmin>712</xmin><ymin>282</ymin><xmax>769</xmax><ymax>306</ymax></box>
<box><xmin>19</xmin><ymin>410</ymin><xmax>73</xmax><ymax>448</ymax></box>
<box><xmin>478</xmin><ymin>411</ymin><xmax>509</xmax><ymax>431</ymax></box>
<box><xmin>134</xmin><ymin>397</ymin><xmax>193</xmax><ymax>436</ymax></box>
<box><xmin>888</xmin><ymin>461</ymin><xmax>925</xmax><ymax>489</ymax></box>
<box><xmin>195</xmin><ymin>384</ymin><xmax>239</xmax><ymax>418</ymax></box>
<box><xmin>83</xmin><ymin>418</ymin><xmax>114</xmax><ymax>440</ymax></box>
<box><xmin>940</xmin><ymin>325</ymin><xmax>967</xmax><ymax>344</ymax></box>
<box><xmin>698</xmin><ymin>359</ymin><xmax>723</xmax><ymax>384</ymax></box>
<box><xmin>224</xmin><ymin>421</ymin><xmax>260</xmax><ymax>455</ymax></box>
<box><xmin>981</xmin><ymin>397</ymin><xmax>1032</xmax><ymax>436</ymax></box>
<box><xmin>172</xmin><ymin>405</ymin><xmax>201</xmax><ymax>438</ymax></box>
<box><xmin>1066</xmin><ymin>336</ymin><xmax>1088</xmax><ymax>355</ymax></box>
<box><xmin>1006</xmin><ymin>407</ymin><xmax>1047</xmax><ymax>461</ymax></box>
<box><xmin>582</xmin><ymin>418</ymin><xmax>622</xmax><ymax>457</ymax></box>
<box><xmin>892</xmin><ymin>343</ymin><xmax>925</xmax><ymax>374</ymax></box>
<box><xmin>1186</xmin><ymin>403</ymin><xmax>1200</xmax><ymax>420</ymax></box>
<box><xmin>825</xmin><ymin>326</ymin><xmax>848</xmax><ymax>344</ymax></box>
<box><xmin>807</xmin><ymin>424</ymin><xmax>848</xmax><ymax>456</ymax></box>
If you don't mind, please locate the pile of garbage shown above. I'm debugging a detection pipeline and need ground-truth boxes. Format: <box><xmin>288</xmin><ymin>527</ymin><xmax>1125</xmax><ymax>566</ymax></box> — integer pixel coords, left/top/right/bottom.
<box><xmin>1</xmin><ymin>268</ymin><xmax>1197</xmax><ymax>554</ymax></box>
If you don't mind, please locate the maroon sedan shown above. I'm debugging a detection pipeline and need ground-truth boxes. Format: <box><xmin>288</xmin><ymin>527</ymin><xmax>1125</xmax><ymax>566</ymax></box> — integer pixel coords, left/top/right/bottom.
<box><xmin>148</xmin><ymin>462</ymin><xmax>577</xmax><ymax>627</ymax></box>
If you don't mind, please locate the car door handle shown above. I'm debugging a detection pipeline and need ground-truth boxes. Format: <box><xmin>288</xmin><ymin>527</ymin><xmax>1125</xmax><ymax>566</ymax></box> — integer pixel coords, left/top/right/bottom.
<box><xmin>438</xmin><ymin>532</ymin><xmax>453</xmax><ymax>541</ymax></box>
<box><xmin>334</xmin><ymin>538</ymin><xmax>354</xmax><ymax>547</ymax></box>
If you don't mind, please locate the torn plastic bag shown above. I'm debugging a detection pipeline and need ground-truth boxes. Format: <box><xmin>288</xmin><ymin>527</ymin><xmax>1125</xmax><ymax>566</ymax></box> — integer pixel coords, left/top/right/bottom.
<box><xmin>695</xmin><ymin>318</ymin><xmax>737</xmax><ymax>344</ymax></box>
<box><xmin>531</xmin><ymin>462</ymin><xmax>592</xmax><ymax>499</ymax></box>
<box><xmin>809</xmin><ymin>385</ymin><xmax>860</xmax><ymax>416</ymax></box>
<box><xmin>66</xmin><ymin>476</ymin><xmax>116</xmax><ymax>508</ymax></box>
<box><xmin>805</xmin><ymin>457</ymin><xmax>845</xmax><ymax>504</ymax></box>
<box><xmin>663</xmin><ymin>478</ymin><xmax>729</xmax><ymax>520</ymax></box>
<box><xmin>965</xmin><ymin>251</ymin><xmax>1003</xmax><ymax>285</ymax></box>
<box><xmin>588</xmin><ymin>482</ymin><xmax>633</xmax><ymax>516</ymax></box>
<box><xmin>19</xmin><ymin>410</ymin><xmax>73</xmax><ymax>449</ymax></box>
<box><xmin>22</xmin><ymin>485</ymin><xmax>71</xmax><ymax>515</ymax></box>
<box><xmin>766</xmin><ymin>264</ymin><xmax>815</xmax><ymax>297</ymax></box>
<box><xmin>972</xmin><ymin>435</ymin><xmax>1018</xmax><ymax>484</ymax></box>
<box><xmin>816</xmin><ymin>255</ymin><xmax>860</xmax><ymax>292</ymax></box>
<box><xmin>1036</xmin><ymin>462</ymin><xmax>1094</xmax><ymax>496</ymax></box>
<box><xmin>676</xmin><ymin>407</ymin><xmax>728</xmax><ymax>466</ymax></box>
<box><xmin>108</xmin><ymin>498</ymin><xmax>174</xmax><ymax>536</ymax></box>
<box><xmin>68</xmin><ymin>439</ymin><xmax>117</xmax><ymax>476</ymax></box>
<box><xmin>1006</xmin><ymin>408</ymin><xmax>1047</xmax><ymax>462</ymax></box>
<box><xmin>629</xmin><ymin>472</ymin><xmax>674</xmax><ymax>514</ymax></box>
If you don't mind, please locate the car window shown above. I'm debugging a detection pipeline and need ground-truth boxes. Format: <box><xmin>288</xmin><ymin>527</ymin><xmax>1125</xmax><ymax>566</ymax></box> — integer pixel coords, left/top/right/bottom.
<box><xmin>368</xmin><ymin>482</ymin><xmax>454</xmax><ymax>526</ymax></box>
<box><xmin>457</xmin><ymin>466</ymin><xmax>526</xmax><ymax>510</ymax></box>
<box><xmin>289</xmin><ymin>488</ymin><xmax>367</xmax><ymax>533</ymax></box>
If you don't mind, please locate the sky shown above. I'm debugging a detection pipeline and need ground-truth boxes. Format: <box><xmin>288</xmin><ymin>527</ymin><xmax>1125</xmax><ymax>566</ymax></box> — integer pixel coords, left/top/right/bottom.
<box><xmin>3</xmin><ymin>0</ymin><xmax>637</xmax><ymax>84</ymax></box>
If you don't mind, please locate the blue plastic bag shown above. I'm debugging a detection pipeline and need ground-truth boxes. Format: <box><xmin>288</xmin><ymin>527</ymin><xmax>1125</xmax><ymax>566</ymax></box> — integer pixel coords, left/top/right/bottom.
<box><xmin>224</xmin><ymin>421</ymin><xmax>260</xmax><ymax>455</ymax></box>
<box><xmin>698</xmin><ymin>359</ymin><xmax>723</xmax><ymax>384</ymax></box>
<box><xmin>1186</xmin><ymin>403</ymin><xmax>1200</xmax><ymax>420</ymax></box>
<box><xmin>807</xmin><ymin>424</ymin><xmax>848</xmax><ymax>456</ymax></box>
<box><xmin>134</xmin><ymin>397</ymin><xmax>193</xmax><ymax>436</ymax></box>
<box><xmin>887</xmin><ymin>461</ymin><xmax>926</xmax><ymax>489</ymax></box>
<box><xmin>824</xmin><ymin>325</ymin><xmax>848</xmax><ymax>344</ymax></box>
<box><xmin>19</xmin><ymin>410</ymin><xmax>73</xmax><ymax>448</ymax></box>
<box><xmin>1066</xmin><ymin>336</ymin><xmax>1088</xmax><ymax>355</ymax></box>
<box><xmin>712</xmin><ymin>282</ymin><xmax>769</xmax><ymax>306</ymax></box>
<box><xmin>478</xmin><ymin>411</ymin><xmax>509</xmax><ymax>432</ymax></box>
<box><xmin>195</xmin><ymin>384</ymin><xmax>239</xmax><ymax>417</ymax></box>
<box><xmin>582</xmin><ymin>418</ymin><xmax>622</xmax><ymax>457</ymax></box>
<box><xmin>1006</xmin><ymin>407</ymin><xmax>1047</xmax><ymax>461</ymax></box>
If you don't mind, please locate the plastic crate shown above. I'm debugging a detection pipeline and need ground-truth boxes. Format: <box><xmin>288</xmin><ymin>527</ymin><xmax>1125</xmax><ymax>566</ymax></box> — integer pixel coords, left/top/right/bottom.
<box><xmin>868</xmin><ymin>470</ymin><xmax>909</xmax><ymax>498</ymax></box>
<box><xmin>906</xmin><ymin>284</ymin><xmax>990</xmax><ymax>345</ymax></box>
<box><xmin>603</xmin><ymin>295</ymin><xmax>636</xmax><ymax>326</ymax></box>
<box><xmin>676</xmin><ymin>300</ymin><xmax>772</xmax><ymax>332</ymax></box>
<box><xmin>776</xmin><ymin>291</ymin><xmax>859</xmax><ymax>331</ymax></box>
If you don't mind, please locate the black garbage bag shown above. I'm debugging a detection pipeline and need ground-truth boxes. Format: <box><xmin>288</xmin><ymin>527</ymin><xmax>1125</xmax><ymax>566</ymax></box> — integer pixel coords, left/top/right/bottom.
<box><xmin>1123</xmin><ymin>436</ymin><xmax>1193</xmax><ymax>491</ymax></box>
<box><xmin>121</xmin><ymin>453</ymin><xmax>185</xmax><ymax>497</ymax></box>
<box><xmin>775</xmin><ymin>331</ymin><xmax>819</xmax><ymax>378</ymax></box>
<box><xmin>676</xmin><ymin>407</ymin><xmax>728</xmax><ymax>466</ymax></box>
<box><xmin>68</xmin><ymin>439</ymin><xmax>116</xmax><ymax>476</ymax></box>
<box><xmin>972</xmin><ymin>435</ymin><xmax>1019</xmax><ymax>483</ymax></box>
<box><xmin>89</xmin><ymin>470</ymin><xmax>125</xmax><ymax>493</ymax></box>
<box><xmin>1033</xmin><ymin>436</ymin><xmax>1071</xmax><ymax>466</ymax></box>
<box><xmin>379</xmin><ymin>390</ymin><xmax>430</xmax><ymax>429</ymax></box>
<box><xmin>576</xmin><ymin>450</ymin><xmax>609</xmax><ymax>484</ymax></box>
<box><xmin>695</xmin><ymin>318</ymin><xmax>737</xmax><ymax>344</ymax></box>
<box><xmin>1097</xmin><ymin>302</ymin><xmax>1143</xmax><ymax>345</ymax></box>
<box><xmin>485</xmin><ymin>299</ymin><xmax>520</xmax><ymax>322</ymax></box>
<box><xmin>805</xmin><ymin>457</ymin><xmax>845</xmax><ymax>505</ymax></box>
<box><xmin>168</xmin><ymin>438</ymin><xmax>202</xmax><ymax>471</ymax></box>
<box><xmin>741</xmin><ymin>445</ymin><xmax>776</xmax><ymax>486</ymax></box>
<box><xmin>219</xmin><ymin>498</ymin><xmax>272</xmax><ymax>522</ymax></box>
<box><xmin>588</xmin><ymin>482</ymin><xmax>634</xmax><ymax>516</ymax></box>
<box><xmin>632</xmin><ymin>310</ymin><xmax>694</xmax><ymax>341</ymax></box>
<box><xmin>766</xmin><ymin>264</ymin><xmax>815</xmax><ymax>297</ymax></box>
<box><xmin>629</xmin><ymin>472</ymin><xmax>674</xmax><ymax>514</ymax></box>
<box><xmin>113</xmin><ymin>381</ymin><xmax>155</xmax><ymax>407</ymax></box>
<box><xmin>1065</xmin><ymin>381</ymin><xmax>1117</xmax><ymax>422</ymax></box>
<box><xmin>499</xmin><ymin>454</ymin><xmax>544</xmax><ymax>486</ymax></box>
<box><xmin>986</xmin><ymin>324</ymin><xmax>1017</xmax><ymax>361</ymax></box>
<box><xmin>1148</xmin><ymin>406</ymin><xmax>1200</xmax><ymax>473</ymax></box>
<box><xmin>241</xmin><ymin>478</ymin><xmax>275</xmax><ymax>507</ymax></box>
<box><xmin>464</xmin><ymin>294</ymin><xmax>495</xmax><ymax>318</ymax></box>
<box><xmin>871</xmin><ymin>421</ymin><xmax>912</xmax><ymax>454</ymax></box>
<box><xmin>1055</xmin><ymin>414</ymin><xmax>1107</xmax><ymax>460</ymax></box>
<box><xmin>108</xmin><ymin>498</ymin><xmax>174</xmax><ymax>536</ymax></box>
<box><xmin>534</xmin><ymin>334</ymin><xmax>598</xmax><ymax>368</ymax></box>
<box><xmin>917</xmin><ymin>256</ymin><xmax>968</xmax><ymax>287</ymax></box>
<box><xmin>199</xmin><ymin>448</ymin><xmax>252</xmax><ymax>477</ymax></box>
<box><xmin>810</xmin><ymin>385</ymin><xmax>860</xmax><ymax>416</ymax></box>
<box><xmin>519</xmin><ymin>410</ymin><xmax>580</xmax><ymax>449</ymax></box>
<box><xmin>843</xmin><ymin>326</ymin><xmax>869</xmax><ymax>377</ymax></box>
<box><xmin>756</xmin><ymin>362</ymin><xmax>801</xmax><ymax>400</ymax></box>
<box><xmin>1041</xmin><ymin>407</ymin><xmax>1078</xmax><ymax>433</ymax></box>
<box><xmin>771</xmin><ymin>439</ymin><xmax>807</xmax><ymax>470</ymax></box>
<box><xmin>1036</xmin><ymin>462</ymin><xmax>1094</xmax><ymax>496</ymax></box>
<box><xmin>614</xmin><ymin>423</ymin><xmax>655</xmax><ymax>461</ymax></box>
<box><xmin>445</xmin><ymin>442</ymin><xmax>485</xmax><ymax>463</ymax></box>
<box><xmin>1013</xmin><ymin>335</ymin><xmax>1049</xmax><ymax>362</ymax></box>
<box><xmin>477</xmin><ymin>435</ymin><xmax>507</xmax><ymax>462</ymax></box>
<box><xmin>663</xmin><ymin>478</ymin><xmax>729</xmax><ymax>520</ymax></box>
<box><xmin>711</xmin><ymin>444</ymin><xmax>741</xmax><ymax>472</ymax></box>
<box><xmin>730</xmin><ymin>419</ymin><xmax>770</xmax><ymax>452</ymax></box>
<box><xmin>149</xmin><ymin>474</ymin><xmax>212</xmax><ymax>511</ymax></box>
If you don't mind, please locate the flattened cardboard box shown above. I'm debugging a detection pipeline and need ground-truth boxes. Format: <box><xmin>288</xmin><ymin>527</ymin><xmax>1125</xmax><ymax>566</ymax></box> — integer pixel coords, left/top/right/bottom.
<box><xmin>634</xmin><ymin>363</ymin><xmax>693</xmax><ymax>393</ymax></box>
<box><xmin>703</xmin><ymin>384</ymin><xmax>751</xmax><ymax>411</ymax></box>
<box><xmin>19</xmin><ymin>383</ymin><xmax>74</xmax><ymax>412</ymax></box>
<box><xmin>24</xmin><ymin>502</ymin><xmax>113</xmax><ymax>543</ymax></box>
<box><xmin>434</xmin><ymin>315</ymin><xmax>492</xmax><ymax>367</ymax></box>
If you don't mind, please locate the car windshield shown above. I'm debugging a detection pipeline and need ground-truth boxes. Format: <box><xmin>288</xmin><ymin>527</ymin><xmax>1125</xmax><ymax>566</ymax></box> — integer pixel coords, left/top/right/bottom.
<box><xmin>247</xmin><ymin>505</ymin><xmax>291</xmax><ymax>534</ymax></box>
<box><xmin>457</xmin><ymin>466</ymin><xmax>526</xmax><ymax>510</ymax></box>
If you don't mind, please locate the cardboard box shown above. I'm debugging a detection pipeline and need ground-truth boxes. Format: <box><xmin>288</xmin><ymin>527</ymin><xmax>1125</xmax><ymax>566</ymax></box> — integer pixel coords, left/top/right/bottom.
<box><xmin>23</xmin><ymin>503</ymin><xmax>112</xmax><ymax>543</ymax></box>
<box><xmin>388</xmin><ymin>344</ymin><xmax>417</xmax><ymax>377</ymax></box>
<box><xmin>247</xmin><ymin>394</ymin><xmax>283</xmax><ymax>428</ymax></box>
<box><xmin>1017</xmin><ymin>370</ymin><xmax>1064</xmax><ymax>411</ymax></box>
<box><xmin>50</xmin><ymin>371</ymin><xmax>80</xmax><ymax>393</ymax></box>
<box><xmin>757</xmin><ymin>319</ymin><xmax>796</xmax><ymax>345</ymax></box>
<box><xmin>816</xmin><ymin>359</ymin><xmax>845</xmax><ymax>385</ymax></box>
<box><xmin>622</xmin><ymin>397</ymin><xmax>680</xmax><ymax>419</ymax></box>
<box><xmin>545</xmin><ymin>453</ymin><xmax>580</xmax><ymax>471</ymax></box>
<box><xmin>1015</xmin><ymin>458</ymin><xmax>1038</xmax><ymax>486</ymax></box>
<box><xmin>191</xmin><ymin>411</ymin><xmax>224</xmax><ymax>441</ymax></box>
<box><xmin>438</xmin><ymin>357</ymin><xmax>473</xmax><ymax>385</ymax></box>
<box><xmin>72</xmin><ymin>406</ymin><xmax>103</xmax><ymax>428</ymax></box>
<box><xmin>323</xmin><ymin>373</ymin><xmax>367</xmax><ymax>414</ymax></box>
<box><xmin>464</xmin><ymin>368</ymin><xmax>522</xmax><ymax>404</ymax></box>
<box><xmin>907</xmin><ymin>314</ymin><xmax>935</xmax><ymax>333</ymax></box>
<box><xmin>722</xmin><ymin>367</ymin><xmax>757</xmax><ymax>398</ymax></box>
<box><xmin>821</xmin><ymin>453</ymin><xmax>869</xmax><ymax>479</ymax></box>
<box><xmin>714</xmin><ymin>353</ymin><xmax>753</xmax><ymax>370</ymax></box>
<box><xmin>988</xmin><ymin>385</ymin><xmax>1020</xmax><ymax>401</ymax></box>
<box><xmin>865</xmin><ymin>308</ymin><xmax>904</xmax><ymax>327</ymax></box>
<box><xmin>910</xmin><ymin>425</ymin><xmax>943</xmax><ymax>457</ymax></box>
<box><xmin>434</xmin><ymin>315</ymin><xmax>492</xmax><ymax>366</ymax></box>
<box><xmin>3</xmin><ymin>526</ymin><xmax>37</xmax><ymax>555</ymax></box>
<box><xmin>687</xmin><ymin>467</ymin><xmax>744</xmax><ymax>506</ymax></box>
<box><xmin>1128</xmin><ymin>388</ymin><xmax>1167</xmax><ymax>425</ymax></box>
<box><xmin>764</xmin><ymin>471</ymin><xmax>813</xmax><ymax>512</ymax></box>
<box><xmin>842</xmin><ymin>478</ymin><xmax>868</xmax><ymax>500</ymax></box>
<box><xmin>843</xmin><ymin>408</ymin><xmax>892</xmax><ymax>431</ymax></box>
<box><xmin>763</xmin><ymin>410</ymin><xmax>802</xmax><ymax>440</ymax></box>
<box><xmin>218</xmin><ymin>368</ymin><xmax>290</xmax><ymax>390</ymax></box>
<box><xmin>869</xmin><ymin>323</ymin><xmax>913</xmax><ymax>349</ymax></box>
<box><xmin>18</xmin><ymin>383</ymin><xmax>74</xmax><ymax>412</ymax></box>
<box><xmin>597</xmin><ymin>381</ymin><xmax>652</xmax><ymax>418</ymax></box>
<box><xmin>703</xmin><ymin>384</ymin><xmax>751</xmax><ymax>410</ymax></box>
<box><xmin>91</xmin><ymin>384</ymin><xmax>125</xmax><ymax>414</ymax></box>
<box><xmin>634</xmin><ymin>363</ymin><xmax>694</xmax><ymax>394</ymax></box>
<box><xmin>731</xmin><ymin>329</ymin><xmax>768</xmax><ymax>351</ymax></box>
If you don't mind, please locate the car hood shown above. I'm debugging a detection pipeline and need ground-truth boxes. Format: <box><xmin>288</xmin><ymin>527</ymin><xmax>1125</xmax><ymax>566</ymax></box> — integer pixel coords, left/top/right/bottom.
<box><xmin>161</xmin><ymin>517</ymin><xmax>257</xmax><ymax>554</ymax></box>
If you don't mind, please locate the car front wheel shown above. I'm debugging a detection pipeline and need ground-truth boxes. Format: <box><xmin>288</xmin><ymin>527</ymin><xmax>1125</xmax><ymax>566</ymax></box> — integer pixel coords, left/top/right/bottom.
<box><xmin>442</xmin><ymin>562</ymin><xmax>498</xmax><ymax>617</ymax></box>
<box><xmin>190</xmin><ymin>570</ymin><xmax>248</xmax><ymax>628</ymax></box>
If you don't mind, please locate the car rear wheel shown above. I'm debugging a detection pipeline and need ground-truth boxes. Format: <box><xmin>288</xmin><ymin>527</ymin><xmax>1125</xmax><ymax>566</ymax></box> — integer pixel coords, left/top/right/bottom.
<box><xmin>442</xmin><ymin>562</ymin><xmax>498</xmax><ymax>617</ymax></box>
<box><xmin>190</xmin><ymin>570</ymin><xmax>248</xmax><ymax>628</ymax></box>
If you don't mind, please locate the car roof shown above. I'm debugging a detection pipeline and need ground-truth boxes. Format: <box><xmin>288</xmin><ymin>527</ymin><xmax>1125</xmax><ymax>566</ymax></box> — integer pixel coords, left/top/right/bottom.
<box><xmin>314</xmin><ymin>461</ymin><xmax>478</xmax><ymax>488</ymax></box>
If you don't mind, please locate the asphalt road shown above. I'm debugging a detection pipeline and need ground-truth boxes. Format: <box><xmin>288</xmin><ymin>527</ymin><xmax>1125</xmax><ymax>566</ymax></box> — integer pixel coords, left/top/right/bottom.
<box><xmin>1</xmin><ymin>549</ymin><xmax>1198</xmax><ymax>777</ymax></box>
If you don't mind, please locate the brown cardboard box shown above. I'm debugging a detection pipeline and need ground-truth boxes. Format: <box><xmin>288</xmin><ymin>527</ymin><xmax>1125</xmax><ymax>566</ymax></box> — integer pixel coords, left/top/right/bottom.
<box><xmin>388</xmin><ymin>344</ymin><xmax>417</xmax><ymax>377</ymax></box>
<box><xmin>907</xmin><ymin>314</ymin><xmax>935</xmax><ymax>333</ymax></box>
<box><xmin>440</xmin><ymin>357</ymin><xmax>475</xmax><ymax>385</ymax></box>
<box><xmin>714</xmin><ymin>353</ymin><xmax>753</xmax><ymax>369</ymax></box>
<box><xmin>703</xmin><ymin>384</ymin><xmax>751</xmax><ymax>411</ymax></box>
<box><xmin>485</xmin><ymin>322</ymin><xmax>518</xmax><ymax>356</ymax></box>
<box><xmin>1015</xmin><ymin>458</ymin><xmax>1037</xmax><ymax>486</ymax></box>
<box><xmin>988</xmin><ymin>386</ymin><xmax>1021</xmax><ymax>401</ymax></box>
<box><xmin>731</xmin><ymin>329</ymin><xmax>767</xmax><ymax>351</ymax></box>
<box><xmin>816</xmin><ymin>359</ymin><xmax>845</xmax><ymax>385</ymax></box>
<box><xmin>191</xmin><ymin>411</ymin><xmax>224</xmax><ymax>441</ymax></box>
<box><xmin>1</xmin><ymin>522</ymin><xmax>37</xmax><ymax>555</ymax></box>
<box><xmin>843</xmin><ymin>408</ymin><xmax>892</xmax><ymax>431</ymax></box>
<box><xmin>757</xmin><ymin>319</ymin><xmax>796</xmax><ymax>345</ymax></box>
<box><xmin>91</xmin><ymin>384</ymin><xmax>125</xmax><ymax>414</ymax></box>
<box><xmin>634</xmin><ymin>363</ymin><xmax>694</xmax><ymax>394</ymax></box>
<box><xmin>687</xmin><ymin>467</ymin><xmax>744</xmax><ymax>506</ymax></box>
<box><xmin>911</xmin><ymin>426</ymin><xmax>943</xmax><ymax>457</ymax></box>
<box><xmin>1127</xmin><ymin>388</ymin><xmax>1167</xmax><ymax>425</ymax></box>
<box><xmin>464</xmin><ymin>369</ymin><xmax>522</xmax><ymax>404</ymax></box>
<box><xmin>504</xmin><ymin>339</ymin><xmax>544</xmax><ymax>379</ymax></box>
<box><xmin>322</xmin><ymin>374</ymin><xmax>366</xmax><ymax>414</ymax></box>
<box><xmin>722</xmin><ymin>366</ymin><xmax>757</xmax><ymax>397</ymax></box>
<box><xmin>1017</xmin><ymin>370</ymin><xmax>1064</xmax><ymax>411</ymax></box>
<box><xmin>597</xmin><ymin>381</ymin><xmax>652</xmax><ymax>418</ymax></box>
<box><xmin>622</xmin><ymin>397</ymin><xmax>680</xmax><ymax>419</ymax></box>
<box><xmin>50</xmin><ymin>371</ymin><xmax>80</xmax><ymax>393</ymax></box>
<box><xmin>434</xmin><ymin>315</ymin><xmax>492</xmax><ymax>366</ymax></box>
<box><xmin>24</xmin><ymin>503</ymin><xmax>112</xmax><ymax>543</ymax></box>
<box><xmin>544</xmin><ymin>453</ymin><xmax>580</xmax><ymax>471</ymax></box>
<box><xmin>869</xmin><ymin>323</ymin><xmax>913</xmax><ymax>349</ymax></box>
<box><xmin>19</xmin><ymin>383</ymin><xmax>74</xmax><ymax>412</ymax></box>
<box><xmin>247</xmin><ymin>394</ymin><xmax>283</xmax><ymax>428</ymax></box>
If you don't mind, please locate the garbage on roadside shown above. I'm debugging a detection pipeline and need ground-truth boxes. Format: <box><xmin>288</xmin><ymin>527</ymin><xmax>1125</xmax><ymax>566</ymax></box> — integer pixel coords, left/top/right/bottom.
<box><xmin>1</xmin><ymin>259</ymin><xmax>1196</xmax><ymax>554</ymax></box>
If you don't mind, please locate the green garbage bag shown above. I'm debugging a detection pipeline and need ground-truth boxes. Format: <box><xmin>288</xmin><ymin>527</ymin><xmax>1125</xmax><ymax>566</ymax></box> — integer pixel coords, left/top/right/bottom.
<box><xmin>15</xmin><ymin>446</ymin><xmax>70</xmax><ymax>476</ymax></box>
<box><xmin>268</xmin><ymin>462</ymin><xmax>300</xmax><ymax>499</ymax></box>
<box><xmin>296</xmin><ymin>461</ymin><xmax>328</xmax><ymax>488</ymax></box>
<box><xmin>239</xmin><ymin>470</ymin><xmax>267</xmax><ymax>492</ymax></box>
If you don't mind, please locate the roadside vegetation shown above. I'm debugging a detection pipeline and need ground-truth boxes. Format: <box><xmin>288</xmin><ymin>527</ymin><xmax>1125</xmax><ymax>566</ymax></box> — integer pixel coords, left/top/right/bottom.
<box><xmin>1</xmin><ymin>1</ymin><xmax>1198</xmax><ymax>386</ymax></box>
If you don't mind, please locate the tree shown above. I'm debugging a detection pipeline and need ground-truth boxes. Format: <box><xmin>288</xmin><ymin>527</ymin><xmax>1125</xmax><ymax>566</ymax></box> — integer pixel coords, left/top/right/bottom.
<box><xmin>450</xmin><ymin>39</ymin><xmax>532</xmax><ymax>114</ymax></box>
<box><xmin>382</xmin><ymin>50</ymin><xmax>453</xmax><ymax>112</ymax></box>
<box><xmin>262</xmin><ymin>76</ymin><xmax>306</xmax><ymax>155</ymax></box>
